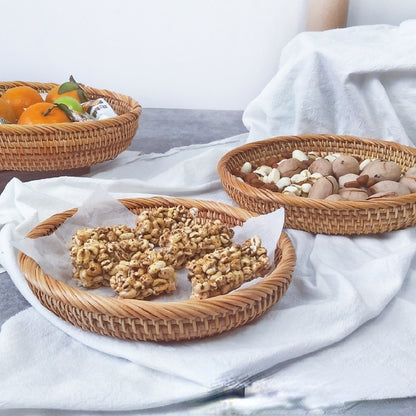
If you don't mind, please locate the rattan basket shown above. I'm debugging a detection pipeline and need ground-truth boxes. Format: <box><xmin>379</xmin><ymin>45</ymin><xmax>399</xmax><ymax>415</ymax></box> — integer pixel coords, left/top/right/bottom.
<box><xmin>0</xmin><ymin>81</ymin><xmax>141</xmax><ymax>171</ymax></box>
<box><xmin>218</xmin><ymin>134</ymin><xmax>416</xmax><ymax>235</ymax></box>
<box><xmin>17</xmin><ymin>197</ymin><xmax>296</xmax><ymax>342</ymax></box>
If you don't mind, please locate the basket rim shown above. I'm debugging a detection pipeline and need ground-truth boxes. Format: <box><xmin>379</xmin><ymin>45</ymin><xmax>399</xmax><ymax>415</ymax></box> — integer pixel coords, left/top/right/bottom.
<box><xmin>217</xmin><ymin>133</ymin><xmax>416</xmax><ymax>210</ymax></box>
<box><xmin>0</xmin><ymin>80</ymin><xmax>142</xmax><ymax>133</ymax></box>
<box><xmin>18</xmin><ymin>197</ymin><xmax>296</xmax><ymax>323</ymax></box>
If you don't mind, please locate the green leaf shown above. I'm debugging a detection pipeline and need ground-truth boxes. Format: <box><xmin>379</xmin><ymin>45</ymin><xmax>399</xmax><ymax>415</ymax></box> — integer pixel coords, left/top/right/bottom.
<box><xmin>58</xmin><ymin>81</ymin><xmax>79</xmax><ymax>94</ymax></box>
<box><xmin>77</xmin><ymin>88</ymin><xmax>88</xmax><ymax>103</ymax></box>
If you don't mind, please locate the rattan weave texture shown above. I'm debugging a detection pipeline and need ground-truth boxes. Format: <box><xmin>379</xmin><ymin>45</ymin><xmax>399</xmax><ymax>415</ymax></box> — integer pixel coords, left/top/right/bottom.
<box><xmin>218</xmin><ymin>134</ymin><xmax>416</xmax><ymax>235</ymax></box>
<box><xmin>18</xmin><ymin>197</ymin><xmax>296</xmax><ymax>342</ymax></box>
<box><xmin>0</xmin><ymin>81</ymin><xmax>141</xmax><ymax>171</ymax></box>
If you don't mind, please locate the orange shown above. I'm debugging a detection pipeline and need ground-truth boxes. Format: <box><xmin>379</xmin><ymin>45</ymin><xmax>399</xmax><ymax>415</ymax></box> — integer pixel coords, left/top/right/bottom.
<box><xmin>1</xmin><ymin>86</ymin><xmax>44</xmax><ymax>118</ymax></box>
<box><xmin>18</xmin><ymin>102</ymin><xmax>71</xmax><ymax>125</ymax></box>
<box><xmin>0</xmin><ymin>97</ymin><xmax>17</xmax><ymax>123</ymax></box>
<box><xmin>45</xmin><ymin>84</ymin><xmax>83</xmax><ymax>103</ymax></box>
<box><xmin>45</xmin><ymin>79</ymin><xmax>87</xmax><ymax>103</ymax></box>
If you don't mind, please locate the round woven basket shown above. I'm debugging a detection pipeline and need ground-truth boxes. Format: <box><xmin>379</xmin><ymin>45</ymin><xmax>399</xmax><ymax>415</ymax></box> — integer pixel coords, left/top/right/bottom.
<box><xmin>217</xmin><ymin>134</ymin><xmax>416</xmax><ymax>235</ymax></box>
<box><xmin>17</xmin><ymin>197</ymin><xmax>296</xmax><ymax>342</ymax></box>
<box><xmin>0</xmin><ymin>81</ymin><xmax>141</xmax><ymax>171</ymax></box>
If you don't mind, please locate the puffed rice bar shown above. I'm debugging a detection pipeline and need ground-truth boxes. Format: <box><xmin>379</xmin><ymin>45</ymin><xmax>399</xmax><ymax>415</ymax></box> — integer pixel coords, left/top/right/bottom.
<box><xmin>110</xmin><ymin>250</ymin><xmax>177</xmax><ymax>299</ymax></box>
<box><xmin>134</xmin><ymin>205</ymin><xmax>197</xmax><ymax>245</ymax></box>
<box><xmin>69</xmin><ymin>225</ymin><xmax>152</xmax><ymax>289</ymax></box>
<box><xmin>158</xmin><ymin>219</ymin><xmax>235</xmax><ymax>269</ymax></box>
<box><xmin>186</xmin><ymin>235</ymin><xmax>271</xmax><ymax>300</ymax></box>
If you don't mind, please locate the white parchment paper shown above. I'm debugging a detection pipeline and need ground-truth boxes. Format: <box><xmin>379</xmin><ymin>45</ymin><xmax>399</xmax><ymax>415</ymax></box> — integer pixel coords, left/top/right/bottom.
<box><xmin>13</xmin><ymin>193</ymin><xmax>284</xmax><ymax>301</ymax></box>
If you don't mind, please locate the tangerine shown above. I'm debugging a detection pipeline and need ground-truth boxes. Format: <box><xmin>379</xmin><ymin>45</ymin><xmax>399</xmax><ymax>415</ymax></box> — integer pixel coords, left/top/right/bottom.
<box><xmin>0</xmin><ymin>97</ymin><xmax>17</xmax><ymax>123</ymax></box>
<box><xmin>18</xmin><ymin>102</ymin><xmax>71</xmax><ymax>125</ymax></box>
<box><xmin>46</xmin><ymin>85</ymin><xmax>82</xmax><ymax>103</ymax></box>
<box><xmin>1</xmin><ymin>86</ymin><xmax>44</xmax><ymax>118</ymax></box>
<box><xmin>46</xmin><ymin>79</ymin><xmax>87</xmax><ymax>103</ymax></box>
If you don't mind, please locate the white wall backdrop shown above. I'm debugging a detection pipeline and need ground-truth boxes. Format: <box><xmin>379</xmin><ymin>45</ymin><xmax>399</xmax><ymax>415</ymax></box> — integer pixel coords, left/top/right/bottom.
<box><xmin>1</xmin><ymin>0</ymin><xmax>416</xmax><ymax>110</ymax></box>
<box><xmin>1</xmin><ymin>0</ymin><xmax>307</xmax><ymax>110</ymax></box>
<box><xmin>348</xmin><ymin>0</ymin><xmax>416</xmax><ymax>26</ymax></box>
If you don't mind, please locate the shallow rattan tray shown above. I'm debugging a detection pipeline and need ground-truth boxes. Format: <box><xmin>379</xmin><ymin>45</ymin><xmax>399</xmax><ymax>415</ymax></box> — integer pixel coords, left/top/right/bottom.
<box><xmin>218</xmin><ymin>134</ymin><xmax>416</xmax><ymax>235</ymax></box>
<box><xmin>17</xmin><ymin>197</ymin><xmax>296</xmax><ymax>342</ymax></box>
<box><xmin>0</xmin><ymin>81</ymin><xmax>141</xmax><ymax>171</ymax></box>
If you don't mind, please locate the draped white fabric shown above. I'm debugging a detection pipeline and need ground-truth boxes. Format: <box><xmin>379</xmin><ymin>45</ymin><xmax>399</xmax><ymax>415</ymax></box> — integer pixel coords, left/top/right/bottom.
<box><xmin>1</xmin><ymin>21</ymin><xmax>416</xmax><ymax>414</ymax></box>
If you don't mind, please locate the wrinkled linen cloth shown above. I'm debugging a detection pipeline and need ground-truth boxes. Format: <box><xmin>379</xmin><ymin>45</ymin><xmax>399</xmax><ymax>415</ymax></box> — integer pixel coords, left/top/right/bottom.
<box><xmin>2</xmin><ymin>21</ymin><xmax>416</xmax><ymax>415</ymax></box>
<box><xmin>243</xmin><ymin>20</ymin><xmax>416</xmax><ymax>147</ymax></box>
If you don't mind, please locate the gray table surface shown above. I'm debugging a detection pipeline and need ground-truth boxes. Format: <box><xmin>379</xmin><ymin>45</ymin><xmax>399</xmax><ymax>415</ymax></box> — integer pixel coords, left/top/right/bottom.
<box><xmin>1</xmin><ymin>108</ymin><xmax>415</xmax><ymax>415</ymax></box>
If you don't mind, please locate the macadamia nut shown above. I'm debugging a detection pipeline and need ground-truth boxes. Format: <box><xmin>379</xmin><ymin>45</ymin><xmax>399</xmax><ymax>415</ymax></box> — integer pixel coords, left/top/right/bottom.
<box><xmin>237</xmin><ymin>149</ymin><xmax>416</xmax><ymax>201</ymax></box>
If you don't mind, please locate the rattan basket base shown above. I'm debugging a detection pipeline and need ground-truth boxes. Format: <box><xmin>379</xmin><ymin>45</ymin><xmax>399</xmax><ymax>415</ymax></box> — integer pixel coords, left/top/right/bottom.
<box><xmin>18</xmin><ymin>197</ymin><xmax>296</xmax><ymax>342</ymax></box>
<box><xmin>218</xmin><ymin>134</ymin><xmax>416</xmax><ymax>235</ymax></box>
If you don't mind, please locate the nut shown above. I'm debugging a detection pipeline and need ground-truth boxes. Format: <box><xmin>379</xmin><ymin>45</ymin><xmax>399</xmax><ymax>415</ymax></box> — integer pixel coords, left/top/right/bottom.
<box><xmin>368</xmin><ymin>191</ymin><xmax>399</xmax><ymax>199</ymax></box>
<box><xmin>325</xmin><ymin>194</ymin><xmax>344</xmax><ymax>201</ymax></box>
<box><xmin>278</xmin><ymin>158</ymin><xmax>302</xmax><ymax>177</ymax></box>
<box><xmin>253</xmin><ymin>165</ymin><xmax>273</xmax><ymax>177</ymax></box>
<box><xmin>300</xmin><ymin>182</ymin><xmax>312</xmax><ymax>195</ymax></box>
<box><xmin>361</xmin><ymin>160</ymin><xmax>402</xmax><ymax>183</ymax></box>
<box><xmin>399</xmin><ymin>176</ymin><xmax>416</xmax><ymax>193</ymax></box>
<box><xmin>338</xmin><ymin>173</ymin><xmax>359</xmax><ymax>188</ymax></box>
<box><xmin>290</xmin><ymin>170</ymin><xmax>309</xmax><ymax>184</ymax></box>
<box><xmin>356</xmin><ymin>174</ymin><xmax>370</xmax><ymax>186</ymax></box>
<box><xmin>276</xmin><ymin>176</ymin><xmax>291</xmax><ymax>190</ymax></box>
<box><xmin>240</xmin><ymin>161</ymin><xmax>252</xmax><ymax>173</ymax></box>
<box><xmin>292</xmin><ymin>149</ymin><xmax>309</xmax><ymax>161</ymax></box>
<box><xmin>369</xmin><ymin>180</ymin><xmax>410</xmax><ymax>196</ymax></box>
<box><xmin>266</xmin><ymin>168</ymin><xmax>281</xmax><ymax>184</ymax></box>
<box><xmin>308</xmin><ymin>176</ymin><xmax>338</xmax><ymax>199</ymax></box>
<box><xmin>359</xmin><ymin>159</ymin><xmax>373</xmax><ymax>171</ymax></box>
<box><xmin>282</xmin><ymin>184</ymin><xmax>302</xmax><ymax>196</ymax></box>
<box><xmin>332</xmin><ymin>155</ymin><xmax>360</xmax><ymax>179</ymax></box>
<box><xmin>338</xmin><ymin>187</ymin><xmax>368</xmax><ymax>201</ymax></box>
<box><xmin>405</xmin><ymin>166</ymin><xmax>416</xmax><ymax>178</ymax></box>
<box><xmin>309</xmin><ymin>158</ymin><xmax>333</xmax><ymax>177</ymax></box>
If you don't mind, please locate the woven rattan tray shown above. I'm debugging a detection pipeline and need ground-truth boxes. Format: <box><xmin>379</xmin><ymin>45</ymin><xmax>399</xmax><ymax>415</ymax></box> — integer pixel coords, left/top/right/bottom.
<box><xmin>218</xmin><ymin>134</ymin><xmax>416</xmax><ymax>235</ymax></box>
<box><xmin>0</xmin><ymin>81</ymin><xmax>141</xmax><ymax>171</ymax></box>
<box><xmin>17</xmin><ymin>197</ymin><xmax>296</xmax><ymax>342</ymax></box>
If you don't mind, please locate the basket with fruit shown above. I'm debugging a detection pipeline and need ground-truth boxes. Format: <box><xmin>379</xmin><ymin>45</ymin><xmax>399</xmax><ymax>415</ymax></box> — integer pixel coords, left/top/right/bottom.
<box><xmin>0</xmin><ymin>77</ymin><xmax>141</xmax><ymax>171</ymax></box>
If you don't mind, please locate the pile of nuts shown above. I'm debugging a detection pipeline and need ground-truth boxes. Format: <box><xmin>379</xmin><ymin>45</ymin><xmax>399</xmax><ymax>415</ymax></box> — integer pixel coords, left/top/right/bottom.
<box><xmin>235</xmin><ymin>149</ymin><xmax>416</xmax><ymax>201</ymax></box>
<box><xmin>69</xmin><ymin>206</ymin><xmax>271</xmax><ymax>300</ymax></box>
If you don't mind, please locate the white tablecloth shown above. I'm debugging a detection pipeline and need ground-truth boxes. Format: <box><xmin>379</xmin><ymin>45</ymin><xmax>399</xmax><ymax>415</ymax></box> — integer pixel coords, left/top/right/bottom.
<box><xmin>1</xmin><ymin>21</ymin><xmax>416</xmax><ymax>414</ymax></box>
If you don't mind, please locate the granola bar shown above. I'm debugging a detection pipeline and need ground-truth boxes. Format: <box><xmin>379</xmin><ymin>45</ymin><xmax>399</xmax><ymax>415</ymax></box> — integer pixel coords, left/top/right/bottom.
<box><xmin>158</xmin><ymin>219</ymin><xmax>235</xmax><ymax>269</ymax></box>
<box><xmin>110</xmin><ymin>250</ymin><xmax>177</xmax><ymax>299</ymax></box>
<box><xmin>69</xmin><ymin>225</ymin><xmax>152</xmax><ymax>288</ymax></box>
<box><xmin>134</xmin><ymin>205</ymin><xmax>196</xmax><ymax>245</ymax></box>
<box><xmin>186</xmin><ymin>236</ymin><xmax>271</xmax><ymax>300</ymax></box>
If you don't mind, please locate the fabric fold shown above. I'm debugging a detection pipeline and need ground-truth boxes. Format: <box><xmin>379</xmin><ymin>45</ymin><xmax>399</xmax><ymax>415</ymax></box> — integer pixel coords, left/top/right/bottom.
<box><xmin>2</xmin><ymin>20</ymin><xmax>416</xmax><ymax>413</ymax></box>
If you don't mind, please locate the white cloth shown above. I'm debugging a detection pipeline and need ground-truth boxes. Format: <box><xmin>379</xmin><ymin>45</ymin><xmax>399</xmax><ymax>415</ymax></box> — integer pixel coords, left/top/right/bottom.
<box><xmin>2</xmin><ymin>21</ymin><xmax>416</xmax><ymax>414</ymax></box>
<box><xmin>243</xmin><ymin>20</ymin><xmax>416</xmax><ymax>147</ymax></box>
<box><xmin>241</xmin><ymin>19</ymin><xmax>416</xmax><ymax>410</ymax></box>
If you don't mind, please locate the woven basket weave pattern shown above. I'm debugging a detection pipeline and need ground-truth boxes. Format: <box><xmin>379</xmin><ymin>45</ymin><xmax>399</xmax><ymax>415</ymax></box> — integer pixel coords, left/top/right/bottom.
<box><xmin>18</xmin><ymin>197</ymin><xmax>296</xmax><ymax>342</ymax></box>
<box><xmin>0</xmin><ymin>81</ymin><xmax>141</xmax><ymax>171</ymax></box>
<box><xmin>217</xmin><ymin>134</ymin><xmax>416</xmax><ymax>235</ymax></box>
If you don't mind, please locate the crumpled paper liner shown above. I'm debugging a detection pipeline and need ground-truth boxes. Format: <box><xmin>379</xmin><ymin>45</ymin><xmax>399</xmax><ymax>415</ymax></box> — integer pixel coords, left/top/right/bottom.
<box><xmin>13</xmin><ymin>193</ymin><xmax>284</xmax><ymax>301</ymax></box>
